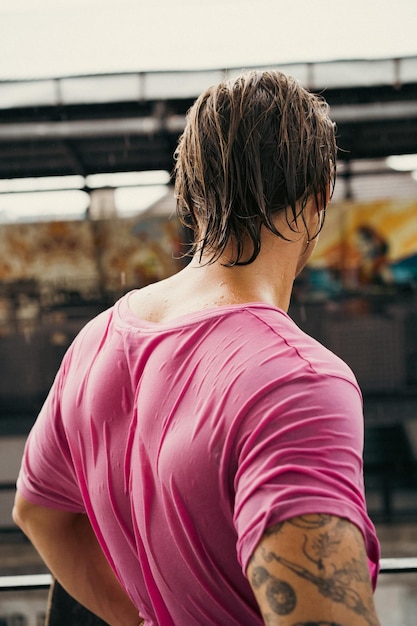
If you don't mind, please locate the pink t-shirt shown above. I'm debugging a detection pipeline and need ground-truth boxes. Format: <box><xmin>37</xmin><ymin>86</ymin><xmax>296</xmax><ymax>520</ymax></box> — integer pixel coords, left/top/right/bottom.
<box><xmin>17</xmin><ymin>295</ymin><xmax>380</xmax><ymax>625</ymax></box>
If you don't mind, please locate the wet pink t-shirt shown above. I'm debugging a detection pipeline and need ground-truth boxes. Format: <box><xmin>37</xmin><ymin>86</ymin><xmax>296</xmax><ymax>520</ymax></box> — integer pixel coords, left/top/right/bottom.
<box><xmin>17</xmin><ymin>295</ymin><xmax>380</xmax><ymax>625</ymax></box>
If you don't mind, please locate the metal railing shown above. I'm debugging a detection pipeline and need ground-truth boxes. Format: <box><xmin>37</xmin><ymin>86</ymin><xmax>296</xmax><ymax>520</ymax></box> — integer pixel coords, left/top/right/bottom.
<box><xmin>0</xmin><ymin>558</ymin><xmax>416</xmax><ymax>593</ymax></box>
<box><xmin>378</xmin><ymin>557</ymin><xmax>417</xmax><ymax>573</ymax></box>
<box><xmin>0</xmin><ymin>573</ymin><xmax>51</xmax><ymax>592</ymax></box>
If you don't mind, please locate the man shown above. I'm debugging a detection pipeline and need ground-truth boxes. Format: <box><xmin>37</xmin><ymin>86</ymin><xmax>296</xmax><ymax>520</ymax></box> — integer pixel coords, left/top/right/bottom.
<box><xmin>14</xmin><ymin>69</ymin><xmax>380</xmax><ymax>625</ymax></box>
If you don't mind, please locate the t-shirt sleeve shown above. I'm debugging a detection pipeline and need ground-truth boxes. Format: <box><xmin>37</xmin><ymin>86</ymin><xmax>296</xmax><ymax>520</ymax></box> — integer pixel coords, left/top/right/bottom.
<box><xmin>233</xmin><ymin>372</ymin><xmax>380</xmax><ymax>587</ymax></box>
<box><xmin>16</xmin><ymin>346</ymin><xmax>85</xmax><ymax>513</ymax></box>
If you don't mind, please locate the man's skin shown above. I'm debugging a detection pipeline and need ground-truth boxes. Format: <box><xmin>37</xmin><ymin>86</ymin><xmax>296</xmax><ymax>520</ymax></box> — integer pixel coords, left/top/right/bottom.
<box><xmin>13</xmin><ymin>493</ymin><xmax>141</xmax><ymax>626</ymax></box>
<box><xmin>247</xmin><ymin>514</ymin><xmax>379</xmax><ymax>626</ymax></box>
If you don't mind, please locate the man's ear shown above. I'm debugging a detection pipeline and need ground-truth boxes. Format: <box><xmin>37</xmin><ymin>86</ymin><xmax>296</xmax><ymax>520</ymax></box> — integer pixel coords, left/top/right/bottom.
<box><xmin>303</xmin><ymin>194</ymin><xmax>326</xmax><ymax>239</ymax></box>
<box><xmin>324</xmin><ymin>181</ymin><xmax>332</xmax><ymax>208</ymax></box>
<box><xmin>315</xmin><ymin>182</ymin><xmax>331</xmax><ymax>213</ymax></box>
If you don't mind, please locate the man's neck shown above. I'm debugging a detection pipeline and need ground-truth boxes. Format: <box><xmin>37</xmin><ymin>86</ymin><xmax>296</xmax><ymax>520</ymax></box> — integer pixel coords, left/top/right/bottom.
<box><xmin>185</xmin><ymin>236</ymin><xmax>300</xmax><ymax>313</ymax></box>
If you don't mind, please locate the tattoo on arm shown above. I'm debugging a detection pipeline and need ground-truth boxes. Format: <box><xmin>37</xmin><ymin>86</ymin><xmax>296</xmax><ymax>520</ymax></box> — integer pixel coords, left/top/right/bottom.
<box><xmin>300</xmin><ymin>517</ymin><xmax>352</xmax><ymax>570</ymax></box>
<box><xmin>262</xmin><ymin>550</ymin><xmax>377</xmax><ymax>626</ymax></box>
<box><xmin>250</xmin><ymin>565</ymin><xmax>296</xmax><ymax>615</ymax></box>
<box><xmin>253</xmin><ymin>516</ymin><xmax>378</xmax><ymax>626</ymax></box>
<box><xmin>264</xmin><ymin>522</ymin><xmax>285</xmax><ymax>536</ymax></box>
<box><xmin>250</xmin><ymin>514</ymin><xmax>379</xmax><ymax>626</ymax></box>
<box><xmin>287</xmin><ymin>514</ymin><xmax>333</xmax><ymax>530</ymax></box>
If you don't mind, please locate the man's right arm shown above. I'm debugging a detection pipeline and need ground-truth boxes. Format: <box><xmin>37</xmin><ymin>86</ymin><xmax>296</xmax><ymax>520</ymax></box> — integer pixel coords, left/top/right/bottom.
<box><xmin>247</xmin><ymin>514</ymin><xmax>380</xmax><ymax>626</ymax></box>
<box><xmin>13</xmin><ymin>492</ymin><xmax>141</xmax><ymax>626</ymax></box>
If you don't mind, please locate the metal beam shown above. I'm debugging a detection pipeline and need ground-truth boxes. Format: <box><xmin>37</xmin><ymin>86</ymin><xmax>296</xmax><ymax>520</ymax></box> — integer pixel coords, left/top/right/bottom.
<box><xmin>0</xmin><ymin>100</ymin><xmax>415</xmax><ymax>143</ymax></box>
<box><xmin>331</xmin><ymin>100</ymin><xmax>417</xmax><ymax>123</ymax></box>
<box><xmin>60</xmin><ymin>139</ymin><xmax>87</xmax><ymax>177</ymax></box>
<box><xmin>0</xmin><ymin>116</ymin><xmax>186</xmax><ymax>142</ymax></box>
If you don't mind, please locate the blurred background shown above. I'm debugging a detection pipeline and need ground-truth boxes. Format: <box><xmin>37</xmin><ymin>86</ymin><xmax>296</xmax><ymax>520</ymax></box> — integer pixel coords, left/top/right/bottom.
<box><xmin>0</xmin><ymin>1</ymin><xmax>417</xmax><ymax>624</ymax></box>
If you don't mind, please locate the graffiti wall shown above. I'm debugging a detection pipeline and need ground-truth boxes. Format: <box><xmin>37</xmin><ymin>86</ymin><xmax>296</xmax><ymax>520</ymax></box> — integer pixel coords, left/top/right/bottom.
<box><xmin>307</xmin><ymin>198</ymin><xmax>417</xmax><ymax>295</ymax></box>
<box><xmin>0</xmin><ymin>213</ymin><xmax>187</xmax><ymax>411</ymax></box>
<box><xmin>0</xmin><ymin>214</ymin><xmax>186</xmax><ymax>299</ymax></box>
<box><xmin>0</xmin><ymin>197</ymin><xmax>416</xmax><ymax>304</ymax></box>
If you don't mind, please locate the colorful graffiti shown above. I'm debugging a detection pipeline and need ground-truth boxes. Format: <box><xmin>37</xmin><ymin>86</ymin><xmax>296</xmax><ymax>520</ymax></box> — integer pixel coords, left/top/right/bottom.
<box><xmin>309</xmin><ymin>198</ymin><xmax>417</xmax><ymax>294</ymax></box>
<box><xmin>0</xmin><ymin>198</ymin><xmax>416</xmax><ymax>303</ymax></box>
<box><xmin>0</xmin><ymin>214</ymin><xmax>186</xmax><ymax>297</ymax></box>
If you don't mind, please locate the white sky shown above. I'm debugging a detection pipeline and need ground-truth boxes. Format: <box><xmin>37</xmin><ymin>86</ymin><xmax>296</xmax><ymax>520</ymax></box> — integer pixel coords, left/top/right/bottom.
<box><xmin>0</xmin><ymin>0</ymin><xmax>416</xmax><ymax>80</ymax></box>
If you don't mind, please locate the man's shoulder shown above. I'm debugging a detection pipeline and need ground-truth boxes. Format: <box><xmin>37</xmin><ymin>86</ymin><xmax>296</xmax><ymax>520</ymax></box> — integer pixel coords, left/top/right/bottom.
<box><xmin>242</xmin><ymin>304</ymin><xmax>359</xmax><ymax>388</ymax></box>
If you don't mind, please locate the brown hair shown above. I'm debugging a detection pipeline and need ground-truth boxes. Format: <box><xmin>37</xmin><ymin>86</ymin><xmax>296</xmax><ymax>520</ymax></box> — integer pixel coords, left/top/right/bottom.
<box><xmin>174</xmin><ymin>69</ymin><xmax>337</xmax><ymax>265</ymax></box>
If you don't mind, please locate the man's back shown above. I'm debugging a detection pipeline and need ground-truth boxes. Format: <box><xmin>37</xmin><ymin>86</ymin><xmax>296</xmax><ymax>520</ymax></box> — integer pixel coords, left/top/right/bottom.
<box><xmin>18</xmin><ymin>292</ymin><xmax>379</xmax><ymax>624</ymax></box>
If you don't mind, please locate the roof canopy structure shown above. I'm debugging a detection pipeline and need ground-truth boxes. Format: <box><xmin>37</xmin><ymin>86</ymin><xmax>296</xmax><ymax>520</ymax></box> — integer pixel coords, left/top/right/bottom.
<box><xmin>0</xmin><ymin>57</ymin><xmax>416</xmax><ymax>187</ymax></box>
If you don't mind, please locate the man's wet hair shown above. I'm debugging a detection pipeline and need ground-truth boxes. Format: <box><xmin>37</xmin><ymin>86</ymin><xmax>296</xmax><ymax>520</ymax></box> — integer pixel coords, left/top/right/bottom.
<box><xmin>174</xmin><ymin>69</ymin><xmax>337</xmax><ymax>265</ymax></box>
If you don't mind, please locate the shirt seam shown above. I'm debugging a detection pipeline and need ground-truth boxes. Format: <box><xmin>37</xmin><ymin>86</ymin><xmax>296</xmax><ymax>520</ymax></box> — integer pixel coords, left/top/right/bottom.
<box><xmin>245</xmin><ymin>308</ymin><xmax>362</xmax><ymax>395</ymax></box>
